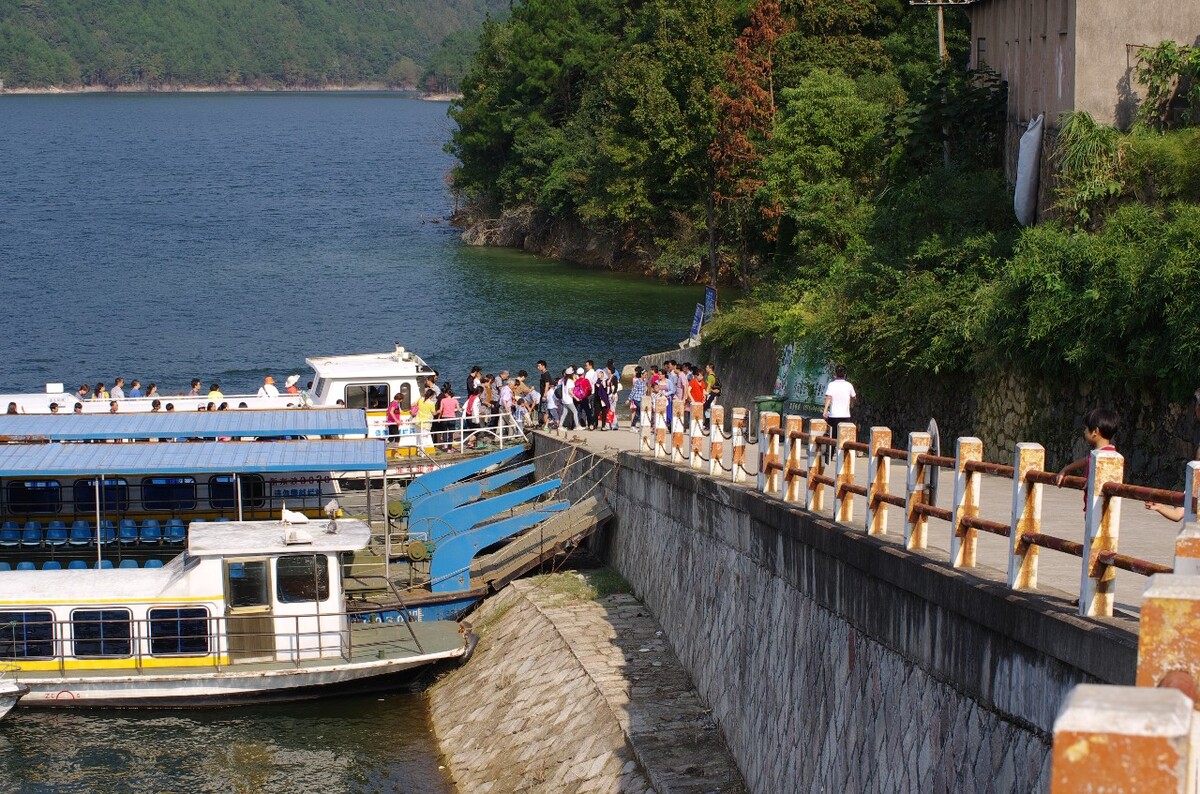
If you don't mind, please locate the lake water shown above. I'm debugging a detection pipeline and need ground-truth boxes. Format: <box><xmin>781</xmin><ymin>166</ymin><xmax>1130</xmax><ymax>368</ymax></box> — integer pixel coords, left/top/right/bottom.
<box><xmin>0</xmin><ymin>92</ymin><xmax>704</xmax><ymax>792</ymax></box>
<box><xmin>0</xmin><ymin>93</ymin><xmax>705</xmax><ymax>398</ymax></box>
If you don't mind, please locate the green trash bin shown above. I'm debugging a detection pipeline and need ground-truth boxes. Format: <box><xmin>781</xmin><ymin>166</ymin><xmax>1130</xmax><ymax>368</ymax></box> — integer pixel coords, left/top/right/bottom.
<box><xmin>752</xmin><ymin>395</ymin><xmax>784</xmax><ymax>441</ymax></box>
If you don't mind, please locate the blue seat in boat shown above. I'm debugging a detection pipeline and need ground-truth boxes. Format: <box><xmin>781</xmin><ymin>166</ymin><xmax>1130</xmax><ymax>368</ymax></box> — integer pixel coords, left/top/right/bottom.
<box><xmin>67</xmin><ymin>560</ymin><xmax>88</xmax><ymax>570</ymax></box>
<box><xmin>0</xmin><ymin>562</ymin><xmax>10</xmax><ymax>572</ymax></box>
<box><xmin>216</xmin><ymin>517</ymin><xmax>232</xmax><ymax>522</ymax></box>
<box><xmin>165</xmin><ymin>520</ymin><xmax>186</xmax><ymax>545</ymax></box>
<box><xmin>20</xmin><ymin>526</ymin><xmax>42</xmax><ymax>547</ymax></box>
<box><xmin>94</xmin><ymin>559</ymin><xmax>114</xmax><ymax>570</ymax></box>
<box><xmin>140</xmin><ymin>520</ymin><xmax>163</xmax><ymax>545</ymax></box>
<box><xmin>45</xmin><ymin>521</ymin><xmax>68</xmax><ymax>546</ymax></box>
<box><xmin>15</xmin><ymin>561</ymin><xmax>35</xmax><ymax>571</ymax></box>
<box><xmin>0</xmin><ymin>521</ymin><xmax>16</xmax><ymax>530</ymax></box>
<box><xmin>98</xmin><ymin>521</ymin><xmax>117</xmax><ymax>545</ymax></box>
<box><xmin>144</xmin><ymin>559</ymin><xmax>164</xmax><ymax>569</ymax></box>
<box><xmin>0</xmin><ymin>527</ymin><xmax>19</xmax><ymax>547</ymax></box>
<box><xmin>118</xmin><ymin>559</ymin><xmax>138</xmax><ymax>569</ymax></box>
<box><xmin>69</xmin><ymin>521</ymin><xmax>93</xmax><ymax>546</ymax></box>
<box><xmin>23</xmin><ymin>520</ymin><xmax>42</xmax><ymax>531</ymax></box>
<box><xmin>193</xmin><ymin>518</ymin><xmax>207</xmax><ymax>523</ymax></box>
<box><xmin>118</xmin><ymin>520</ymin><xmax>140</xmax><ymax>545</ymax></box>
<box><xmin>42</xmin><ymin>561</ymin><xmax>62</xmax><ymax>571</ymax></box>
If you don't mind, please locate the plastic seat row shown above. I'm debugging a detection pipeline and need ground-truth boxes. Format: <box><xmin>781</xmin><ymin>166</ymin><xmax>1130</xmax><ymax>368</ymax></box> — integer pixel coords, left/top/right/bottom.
<box><xmin>0</xmin><ymin>559</ymin><xmax>165</xmax><ymax>571</ymax></box>
<box><xmin>0</xmin><ymin>519</ymin><xmax>198</xmax><ymax>547</ymax></box>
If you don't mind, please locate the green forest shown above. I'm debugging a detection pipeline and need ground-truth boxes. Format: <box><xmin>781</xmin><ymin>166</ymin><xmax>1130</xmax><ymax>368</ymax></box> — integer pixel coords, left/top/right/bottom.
<box><xmin>0</xmin><ymin>0</ymin><xmax>505</xmax><ymax>90</ymax></box>
<box><xmin>449</xmin><ymin>0</ymin><xmax>1200</xmax><ymax>399</ymax></box>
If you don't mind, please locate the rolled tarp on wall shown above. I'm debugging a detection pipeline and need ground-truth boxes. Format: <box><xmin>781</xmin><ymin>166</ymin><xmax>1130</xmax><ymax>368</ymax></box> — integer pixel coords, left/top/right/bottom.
<box><xmin>1014</xmin><ymin>114</ymin><xmax>1044</xmax><ymax>227</ymax></box>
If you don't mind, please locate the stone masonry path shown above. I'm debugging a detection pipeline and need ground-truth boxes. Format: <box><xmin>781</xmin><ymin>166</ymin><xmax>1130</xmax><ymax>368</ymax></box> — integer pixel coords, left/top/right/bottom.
<box><xmin>429</xmin><ymin>576</ymin><xmax>746</xmax><ymax>793</ymax></box>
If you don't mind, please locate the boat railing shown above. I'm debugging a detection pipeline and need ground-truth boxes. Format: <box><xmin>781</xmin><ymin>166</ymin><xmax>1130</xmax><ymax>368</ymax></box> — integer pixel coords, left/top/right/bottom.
<box><xmin>388</xmin><ymin>409</ymin><xmax>528</xmax><ymax>455</ymax></box>
<box><xmin>0</xmin><ymin>607</ymin><xmax>425</xmax><ymax>674</ymax></box>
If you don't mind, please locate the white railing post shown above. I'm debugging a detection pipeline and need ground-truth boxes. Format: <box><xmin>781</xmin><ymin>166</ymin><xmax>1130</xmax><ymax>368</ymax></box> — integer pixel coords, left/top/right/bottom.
<box><xmin>690</xmin><ymin>403</ymin><xmax>705</xmax><ymax>470</ymax></box>
<box><xmin>783</xmin><ymin>415</ymin><xmax>804</xmax><ymax>503</ymax></box>
<box><xmin>904</xmin><ymin>432</ymin><xmax>932</xmax><ymax>551</ymax></box>
<box><xmin>653</xmin><ymin>394</ymin><xmax>669</xmax><ymax>458</ymax></box>
<box><xmin>758</xmin><ymin>411</ymin><xmax>781</xmax><ymax>494</ymax></box>
<box><xmin>1009</xmin><ymin>442</ymin><xmax>1044</xmax><ymax>590</ymax></box>
<box><xmin>867</xmin><ymin>427</ymin><xmax>892</xmax><ymax>536</ymax></box>
<box><xmin>708</xmin><ymin>406</ymin><xmax>725</xmax><ymax>477</ymax></box>
<box><xmin>834</xmin><ymin>422</ymin><xmax>857</xmax><ymax>523</ymax></box>
<box><xmin>731</xmin><ymin>408</ymin><xmax>747</xmax><ymax>483</ymax></box>
<box><xmin>806</xmin><ymin>418</ymin><xmax>828</xmax><ymax>512</ymax></box>
<box><xmin>950</xmin><ymin>437</ymin><xmax>983</xmax><ymax>569</ymax></box>
<box><xmin>672</xmin><ymin>398</ymin><xmax>686</xmax><ymax>463</ymax></box>
<box><xmin>640</xmin><ymin>398</ymin><xmax>653</xmax><ymax>452</ymax></box>
<box><xmin>1080</xmin><ymin>449</ymin><xmax>1124</xmax><ymax>618</ymax></box>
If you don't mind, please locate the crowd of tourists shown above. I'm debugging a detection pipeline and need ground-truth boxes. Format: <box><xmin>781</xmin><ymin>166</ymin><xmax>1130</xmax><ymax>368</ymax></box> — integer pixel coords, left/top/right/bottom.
<box><xmin>387</xmin><ymin>358</ymin><xmax>723</xmax><ymax>451</ymax></box>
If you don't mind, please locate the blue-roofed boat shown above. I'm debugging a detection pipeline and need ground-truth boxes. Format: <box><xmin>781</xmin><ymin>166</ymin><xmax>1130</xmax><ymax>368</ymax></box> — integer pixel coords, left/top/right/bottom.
<box><xmin>0</xmin><ymin>438</ymin><xmax>473</xmax><ymax>708</ymax></box>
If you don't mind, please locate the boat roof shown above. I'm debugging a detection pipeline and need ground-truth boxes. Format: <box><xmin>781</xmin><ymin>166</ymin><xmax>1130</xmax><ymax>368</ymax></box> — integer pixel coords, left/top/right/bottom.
<box><xmin>188</xmin><ymin>518</ymin><xmax>371</xmax><ymax>556</ymax></box>
<box><xmin>0</xmin><ymin>439</ymin><xmax>386</xmax><ymax>477</ymax></box>
<box><xmin>307</xmin><ymin>347</ymin><xmax>433</xmax><ymax>380</ymax></box>
<box><xmin>0</xmin><ymin>408</ymin><xmax>368</xmax><ymax>442</ymax></box>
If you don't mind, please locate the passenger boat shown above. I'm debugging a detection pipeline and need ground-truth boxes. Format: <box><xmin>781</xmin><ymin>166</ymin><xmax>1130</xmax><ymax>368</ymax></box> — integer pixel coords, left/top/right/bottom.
<box><xmin>0</xmin><ymin>436</ymin><xmax>472</xmax><ymax>707</ymax></box>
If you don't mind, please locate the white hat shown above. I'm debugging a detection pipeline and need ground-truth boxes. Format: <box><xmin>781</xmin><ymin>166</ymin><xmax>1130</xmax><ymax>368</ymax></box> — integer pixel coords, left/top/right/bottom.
<box><xmin>285</xmin><ymin>374</ymin><xmax>300</xmax><ymax>387</ymax></box>
<box><xmin>566</xmin><ymin>367</ymin><xmax>575</xmax><ymax>375</ymax></box>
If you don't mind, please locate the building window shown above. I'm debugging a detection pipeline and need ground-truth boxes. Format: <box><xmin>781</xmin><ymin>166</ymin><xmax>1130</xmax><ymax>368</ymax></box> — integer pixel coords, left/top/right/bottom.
<box><xmin>209</xmin><ymin>475</ymin><xmax>266</xmax><ymax>510</ymax></box>
<box><xmin>73</xmin><ymin>478</ymin><xmax>130</xmax><ymax>514</ymax></box>
<box><xmin>72</xmin><ymin>608</ymin><xmax>132</xmax><ymax>657</ymax></box>
<box><xmin>0</xmin><ymin>610</ymin><xmax>54</xmax><ymax>659</ymax></box>
<box><xmin>276</xmin><ymin>555</ymin><xmax>330</xmax><ymax>603</ymax></box>
<box><xmin>149</xmin><ymin>607</ymin><xmax>210</xmax><ymax>656</ymax></box>
<box><xmin>5</xmin><ymin>481</ymin><xmax>62</xmax><ymax>514</ymax></box>
<box><xmin>142</xmin><ymin>477</ymin><xmax>197</xmax><ymax>511</ymax></box>
<box><xmin>345</xmin><ymin>383</ymin><xmax>389</xmax><ymax>411</ymax></box>
<box><xmin>977</xmin><ymin>37</ymin><xmax>987</xmax><ymax>67</ymax></box>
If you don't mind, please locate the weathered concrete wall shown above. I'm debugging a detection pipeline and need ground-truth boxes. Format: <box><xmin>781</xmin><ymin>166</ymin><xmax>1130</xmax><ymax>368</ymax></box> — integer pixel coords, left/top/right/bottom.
<box><xmin>532</xmin><ymin>433</ymin><xmax>1141</xmax><ymax>793</ymax></box>
<box><xmin>428</xmin><ymin>577</ymin><xmax>745</xmax><ymax>793</ymax></box>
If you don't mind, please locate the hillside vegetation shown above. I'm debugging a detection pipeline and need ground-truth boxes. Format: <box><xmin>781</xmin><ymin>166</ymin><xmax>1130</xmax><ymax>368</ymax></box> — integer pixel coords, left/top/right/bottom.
<box><xmin>0</xmin><ymin>0</ymin><xmax>506</xmax><ymax>90</ymax></box>
<box><xmin>450</xmin><ymin>0</ymin><xmax>1200</xmax><ymax>400</ymax></box>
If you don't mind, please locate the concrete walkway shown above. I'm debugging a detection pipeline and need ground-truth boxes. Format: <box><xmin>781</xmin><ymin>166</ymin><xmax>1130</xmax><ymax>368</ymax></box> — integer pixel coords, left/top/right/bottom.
<box><xmin>547</xmin><ymin>424</ymin><xmax>1181</xmax><ymax>615</ymax></box>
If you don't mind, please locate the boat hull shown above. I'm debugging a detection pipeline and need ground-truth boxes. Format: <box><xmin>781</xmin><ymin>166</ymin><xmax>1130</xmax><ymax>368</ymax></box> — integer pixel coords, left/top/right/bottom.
<box><xmin>13</xmin><ymin>646</ymin><xmax>465</xmax><ymax>708</ymax></box>
<box><xmin>0</xmin><ymin>680</ymin><xmax>27</xmax><ymax>718</ymax></box>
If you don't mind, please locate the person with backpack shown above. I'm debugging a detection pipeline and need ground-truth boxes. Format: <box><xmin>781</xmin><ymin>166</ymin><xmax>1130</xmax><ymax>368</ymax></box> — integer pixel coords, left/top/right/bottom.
<box><xmin>704</xmin><ymin>362</ymin><xmax>721</xmax><ymax>431</ymax></box>
<box><xmin>573</xmin><ymin>366</ymin><xmax>594</xmax><ymax>429</ymax></box>
<box><xmin>560</xmin><ymin>368</ymin><xmax>581</xmax><ymax>431</ymax></box>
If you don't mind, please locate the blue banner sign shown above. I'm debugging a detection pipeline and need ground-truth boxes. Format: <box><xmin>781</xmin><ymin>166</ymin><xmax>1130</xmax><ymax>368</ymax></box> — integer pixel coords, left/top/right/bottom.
<box><xmin>703</xmin><ymin>287</ymin><xmax>717</xmax><ymax>322</ymax></box>
<box><xmin>690</xmin><ymin>304</ymin><xmax>705</xmax><ymax>338</ymax></box>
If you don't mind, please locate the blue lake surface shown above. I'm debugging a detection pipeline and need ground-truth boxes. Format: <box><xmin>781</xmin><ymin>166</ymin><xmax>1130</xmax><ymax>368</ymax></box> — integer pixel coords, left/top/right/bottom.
<box><xmin>0</xmin><ymin>92</ymin><xmax>704</xmax><ymax>398</ymax></box>
<box><xmin>0</xmin><ymin>91</ymin><xmax>706</xmax><ymax>792</ymax></box>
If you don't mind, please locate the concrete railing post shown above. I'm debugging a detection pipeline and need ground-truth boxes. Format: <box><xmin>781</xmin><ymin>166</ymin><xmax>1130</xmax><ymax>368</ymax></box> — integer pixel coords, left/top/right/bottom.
<box><xmin>1175</xmin><ymin>462</ymin><xmax>1200</xmax><ymax>575</ymax></box>
<box><xmin>904</xmin><ymin>432</ymin><xmax>932</xmax><ymax>551</ymax></box>
<box><xmin>835</xmin><ymin>423</ymin><xmax>857</xmax><ymax>523</ymax></box>
<box><xmin>653</xmin><ymin>394</ymin><xmax>669</xmax><ymax>459</ymax></box>
<box><xmin>1008</xmin><ymin>442</ymin><xmax>1045</xmax><ymax>591</ymax></box>
<box><xmin>867</xmin><ymin>427</ymin><xmax>892</xmax><ymax>536</ymax></box>
<box><xmin>758</xmin><ymin>412</ymin><xmax>781</xmax><ymax>494</ymax></box>
<box><xmin>708</xmin><ymin>406</ymin><xmax>725</xmax><ymax>477</ymax></box>
<box><xmin>806</xmin><ymin>418</ymin><xmax>828</xmax><ymax>512</ymax></box>
<box><xmin>671</xmin><ymin>398</ymin><xmax>685</xmax><ymax>464</ymax></box>
<box><xmin>1137</xmin><ymin>573</ymin><xmax>1200</xmax><ymax>697</ymax></box>
<box><xmin>690</xmin><ymin>403</ymin><xmax>705</xmax><ymax>471</ymax></box>
<box><xmin>783</xmin><ymin>416</ymin><xmax>804</xmax><ymax>503</ymax></box>
<box><xmin>951</xmin><ymin>437</ymin><xmax>983</xmax><ymax>569</ymax></box>
<box><xmin>1051</xmin><ymin>684</ymin><xmax>1196</xmax><ymax>793</ymax></box>
<box><xmin>1081</xmin><ymin>449</ymin><xmax>1124</xmax><ymax>618</ymax></box>
<box><xmin>640</xmin><ymin>399</ymin><xmax>653</xmax><ymax>453</ymax></box>
<box><xmin>731</xmin><ymin>408</ymin><xmax>747</xmax><ymax>483</ymax></box>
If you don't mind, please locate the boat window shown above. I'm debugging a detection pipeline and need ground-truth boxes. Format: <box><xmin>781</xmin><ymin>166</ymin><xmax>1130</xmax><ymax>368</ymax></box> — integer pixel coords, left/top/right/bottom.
<box><xmin>276</xmin><ymin>555</ymin><xmax>330</xmax><ymax>603</ymax></box>
<box><xmin>5</xmin><ymin>481</ymin><xmax>61</xmax><ymax>515</ymax></box>
<box><xmin>149</xmin><ymin>607</ymin><xmax>210</xmax><ymax>656</ymax></box>
<box><xmin>72</xmin><ymin>608</ymin><xmax>132</xmax><ymax>658</ymax></box>
<box><xmin>209</xmin><ymin>475</ymin><xmax>266</xmax><ymax>509</ymax></box>
<box><xmin>345</xmin><ymin>383</ymin><xmax>389</xmax><ymax>411</ymax></box>
<box><xmin>0</xmin><ymin>610</ymin><xmax>54</xmax><ymax>659</ymax></box>
<box><xmin>398</xmin><ymin>382</ymin><xmax>412</xmax><ymax>411</ymax></box>
<box><xmin>226</xmin><ymin>561</ymin><xmax>270</xmax><ymax>608</ymax></box>
<box><xmin>72</xmin><ymin>478</ymin><xmax>130</xmax><ymax>514</ymax></box>
<box><xmin>311</xmin><ymin>376</ymin><xmax>324</xmax><ymax>400</ymax></box>
<box><xmin>142</xmin><ymin>477</ymin><xmax>197</xmax><ymax>511</ymax></box>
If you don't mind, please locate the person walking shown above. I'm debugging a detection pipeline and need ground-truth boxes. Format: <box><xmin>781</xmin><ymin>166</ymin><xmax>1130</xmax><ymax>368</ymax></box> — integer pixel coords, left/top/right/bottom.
<box><xmin>822</xmin><ymin>365</ymin><xmax>856</xmax><ymax>464</ymax></box>
<box><xmin>537</xmin><ymin>360</ymin><xmax>552</xmax><ymax>429</ymax></box>
<box><xmin>560</xmin><ymin>368</ymin><xmax>581</xmax><ymax>431</ymax></box>
<box><xmin>628</xmin><ymin>367</ymin><xmax>646</xmax><ymax>431</ymax></box>
<box><xmin>703</xmin><ymin>362</ymin><xmax>721</xmax><ymax>431</ymax></box>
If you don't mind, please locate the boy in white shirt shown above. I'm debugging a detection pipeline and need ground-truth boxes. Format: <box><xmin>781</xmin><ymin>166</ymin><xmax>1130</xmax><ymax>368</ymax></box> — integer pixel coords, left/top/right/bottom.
<box><xmin>823</xmin><ymin>365</ymin><xmax>856</xmax><ymax>464</ymax></box>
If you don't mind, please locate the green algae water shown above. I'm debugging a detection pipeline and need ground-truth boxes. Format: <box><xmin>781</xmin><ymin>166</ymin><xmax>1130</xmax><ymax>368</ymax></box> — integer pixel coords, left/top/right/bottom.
<box><xmin>0</xmin><ymin>91</ymin><xmax>705</xmax><ymax>792</ymax></box>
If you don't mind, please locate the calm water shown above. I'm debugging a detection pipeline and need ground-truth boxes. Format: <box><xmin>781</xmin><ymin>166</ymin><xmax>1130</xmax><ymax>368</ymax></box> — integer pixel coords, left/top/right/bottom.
<box><xmin>0</xmin><ymin>93</ymin><xmax>704</xmax><ymax>396</ymax></box>
<box><xmin>0</xmin><ymin>93</ymin><xmax>704</xmax><ymax>791</ymax></box>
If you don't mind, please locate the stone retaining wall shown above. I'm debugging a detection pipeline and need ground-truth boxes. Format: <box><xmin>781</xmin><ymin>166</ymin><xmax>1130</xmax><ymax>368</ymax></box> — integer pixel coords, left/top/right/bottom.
<box><xmin>531</xmin><ymin>433</ymin><xmax>1142</xmax><ymax>793</ymax></box>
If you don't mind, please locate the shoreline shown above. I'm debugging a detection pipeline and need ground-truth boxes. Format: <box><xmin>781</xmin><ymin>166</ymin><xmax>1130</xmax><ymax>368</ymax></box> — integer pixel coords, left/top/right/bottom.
<box><xmin>0</xmin><ymin>83</ymin><xmax>462</xmax><ymax>100</ymax></box>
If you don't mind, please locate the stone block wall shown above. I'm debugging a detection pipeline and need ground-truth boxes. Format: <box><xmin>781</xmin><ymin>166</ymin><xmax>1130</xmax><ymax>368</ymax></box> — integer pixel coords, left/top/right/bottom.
<box><xmin>532</xmin><ymin>433</ymin><xmax>1142</xmax><ymax>793</ymax></box>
